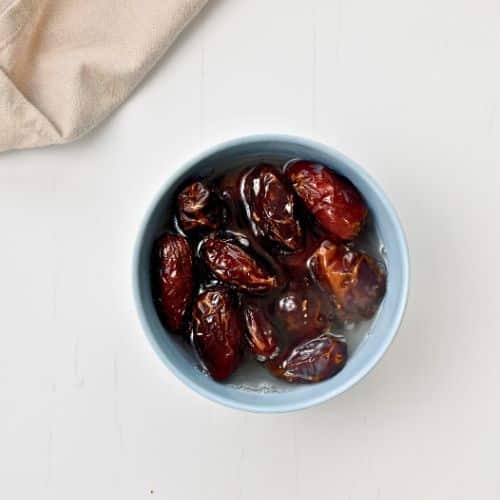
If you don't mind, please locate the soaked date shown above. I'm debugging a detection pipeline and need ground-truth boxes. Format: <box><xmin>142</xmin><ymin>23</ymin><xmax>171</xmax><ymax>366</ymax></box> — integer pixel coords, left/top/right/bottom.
<box><xmin>243</xmin><ymin>306</ymin><xmax>279</xmax><ymax>361</ymax></box>
<box><xmin>309</xmin><ymin>240</ymin><xmax>386</xmax><ymax>319</ymax></box>
<box><xmin>200</xmin><ymin>239</ymin><xmax>278</xmax><ymax>293</ymax></box>
<box><xmin>154</xmin><ymin>234</ymin><xmax>193</xmax><ymax>332</ymax></box>
<box><xmin>275</xmin><ymin>282</ymin><xmax>334</xmax><ymax>341</ymax></box>
<box><xmin>244</xmin><ymin>165</ymin><xmax>302</xmax><ymax>251</ymax></box>
<box><xmin>177</xmin><ymin>181</ymin><xmax>221</xmax><ymax>232</ymax></box>
<box><xmin>192</xmin><ymin>289</ymin><xmax>243</xmax><ymax>380</ymax></box>
<box><xmin>269</xmin><ymin>333</ymin><xmax>347</xmax><ymax>383</ymax></box>
<box><xmin>286</xmin><ymin>161</ymin><xmax>367</xmax><ymax>241</ymax></box>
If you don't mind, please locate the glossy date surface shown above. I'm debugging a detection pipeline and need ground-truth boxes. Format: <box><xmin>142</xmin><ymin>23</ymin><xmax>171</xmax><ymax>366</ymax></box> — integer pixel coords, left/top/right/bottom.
<box><xmin>177</xmin><ymin>181</ymin><xmax>221</xmax><ymax>232</ymax></box>
<box><xmin>309</xmin><ymin>240</ymin><xmax>386</xmax><ymax>319</ymax></box>
<box><xmin>200</xmin><ymin>238</ymin><xmax>278</xmax><ymax>293</ymax></box>
<box><xmin>269</xmin><ymin>333</ymin><xmax>347</xmax><ymax>383</ymax></box>
<box><xmin>244</xmin><ymin>165</ymin><xmax>302</xmax><ymax>251</ymax></box>
<box><xmin>154</xmin><ymin>234</ymin><xmax>193</xmax><ymax>332</ymax></box>
<box><xmin>275</xmin><ymin>282</ymin><xmax>334</xmax><ymax>341</ymax></box>
<box><xmin>192</xmin><ymin>289</ymin><xmax>243</xmax><ymax>380</ymax></box>
<box><xmin>243</xmin><ymin>306</ymin><xmax>279</xmax><ymax>361</ymax></box>
<box><xmin>286</xmin><ymin>161</ymin><xmax>367</xmax><ymax>241</ymax></box>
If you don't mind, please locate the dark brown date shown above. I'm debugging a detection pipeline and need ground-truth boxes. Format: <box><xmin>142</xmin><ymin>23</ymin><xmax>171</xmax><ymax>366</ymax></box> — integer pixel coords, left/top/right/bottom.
<box><xmin>243</xmin><ymin>306</ymin><xmax>279</xmax><ymax>361</ymax></box>
<box><xmin>277</xmin><ymin>229</ymin><xmax>326</xmax><ymax>282</ymax></box>
<box><xmin>275</xmin><ymin>282</ymin><xmax>334</xmax><ymax>340</ymax></box>
<box><xmin>200</xmin><ymin>239</ymin><xmax>277</xmax><ymax>293</ymax></box>
<box><xmin>309</xmin><ymin>241</ymin><xmax>386</xmax><ymax>319</ymax></box>
<box><xmin>154</xmin><ymin>234</ymin><xmax>193</xmax><ymax>332</ymax></box>
<box><xmin>192</xmin><ymin>289</ymin><xmax>243</xmax><ymax>380</ymax></box>
<box><xmin>268</xmin><ymin>333</ymin><xmax>347</xmax><ymax>383</ymax></box>
<box><xmin>244</xmin><ymin>165</ymin><xmax>302</xmax><ymax>251</ymax></box>
<box><xmin>286</xmin><ymin>161</ymin><xmax>367</xmax><ymax>241</ymax></box>
<box><xmin>177</xmin><ymin>181</ymin><xmax>220</xmax><ymax>232</ymax></box>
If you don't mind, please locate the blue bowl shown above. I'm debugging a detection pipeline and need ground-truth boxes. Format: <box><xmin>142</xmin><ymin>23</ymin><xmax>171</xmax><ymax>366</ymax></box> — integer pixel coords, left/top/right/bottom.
<box><xmin>133</xmin><ymin>135</ymin><xmax>409</xmax><ymax>413</ymax></box>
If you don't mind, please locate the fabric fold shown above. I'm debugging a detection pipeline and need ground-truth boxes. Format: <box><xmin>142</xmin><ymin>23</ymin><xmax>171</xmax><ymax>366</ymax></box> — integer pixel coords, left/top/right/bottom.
<box><xmin>0</xmin><ymin>0</ymin><xmax>35</xmax><ymax>51</ymax></box>
<box><xmin>0</xmin><ymin>67</ymin><xmax>60</xmax><ymax>150</ymax></box>
<box><xmin>0</xmin><ymin>0</ymin><xmax>208</xmax><ymax>153</ymax></box>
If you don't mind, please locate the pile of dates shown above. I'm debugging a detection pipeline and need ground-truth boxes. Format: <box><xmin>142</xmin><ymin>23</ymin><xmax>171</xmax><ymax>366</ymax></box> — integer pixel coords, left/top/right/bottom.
<box><xmin>152</xmin><ymin>160</ymin><xmax>386</xmax><ymax>383</ymax></box>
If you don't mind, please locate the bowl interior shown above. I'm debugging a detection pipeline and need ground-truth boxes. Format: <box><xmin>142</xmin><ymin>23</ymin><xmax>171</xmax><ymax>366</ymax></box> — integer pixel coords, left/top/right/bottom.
<box><xmin>134</xmin><ymin>136</ymin><xmax>408</xmax><ymax>413</ymax></box>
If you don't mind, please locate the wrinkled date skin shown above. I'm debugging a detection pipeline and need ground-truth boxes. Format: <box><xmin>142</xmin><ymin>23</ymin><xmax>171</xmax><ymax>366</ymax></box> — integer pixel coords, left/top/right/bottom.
<box><xmin>309</xmin><ymin>241</ymin><xmax>386</xmax><ymax>319</ymax></box>
<box><xmin>269</xmin><ymin>334</ymin><xmax>347</xmax><ymax>383</ymax></box>
<box><xmin>243</xmin><ymin>306</ymin><xmax>279</xmax><ymax>361</ymax></box>
<box><xmin>244</xmin><ymin>165</ymin><xmax>303</xmax><ymax>251</ymax></box>
<box><xmin>286</xmin><ymin>161</ymin><xmax>367</xmax><ymax>241</ymax></box>
<box><xmin>200</xmin><ymin>239</ymin><xmax>278</xmax><ymax>293</ymax></box>
<box><xmin>154</xmin><ymin>235</ymin><xmax>193</xmax><ymax>332</ymax></box>
<box><xmin>275</xmin><ymin>281</ymin><xmax>334</xmax><ymax>341</ymax></box>
<box><xmin>177</xmin><ymin>181</ymin><xmax>221</xmax><ymax>232</ymax></box>
<box><xmin>192</xmin><ymin>289</ymin><xmax>243</xmax><ymax>380</ymax></box>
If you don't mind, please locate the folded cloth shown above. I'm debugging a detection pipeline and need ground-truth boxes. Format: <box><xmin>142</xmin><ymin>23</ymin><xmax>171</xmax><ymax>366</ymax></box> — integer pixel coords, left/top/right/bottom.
<box><xmin>0</xmin><ymin>0</ymin><xmax>207</xmax><ymax>153</ymax></box>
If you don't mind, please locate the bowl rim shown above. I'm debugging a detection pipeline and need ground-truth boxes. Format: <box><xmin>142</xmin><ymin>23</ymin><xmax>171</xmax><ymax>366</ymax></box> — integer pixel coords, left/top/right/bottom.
<box><xmin>132</xmin><ymin>134</ymin><xmax>410</xmax><ymax>413</ymax></box>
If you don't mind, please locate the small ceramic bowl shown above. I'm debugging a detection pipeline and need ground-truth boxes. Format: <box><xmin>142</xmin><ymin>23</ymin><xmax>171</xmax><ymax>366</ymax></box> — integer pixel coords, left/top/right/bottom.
<box><xmin>133</xmin><ymin>135</ymin><xmax>409</xmax><ymax>413</ymax></box>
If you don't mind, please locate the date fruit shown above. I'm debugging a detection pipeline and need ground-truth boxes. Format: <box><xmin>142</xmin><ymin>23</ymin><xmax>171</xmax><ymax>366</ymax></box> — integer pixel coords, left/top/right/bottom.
<box><xmin>154</xmin><ymin>234</ymin><xmax>193</xmax><ymax>332</ymax></box>
<box><xmin>244</xmin><ymin>165</ymin><xmax>302</xmax><ymax>250</ymax></box>
<box><xmin>269</xmin><ymin>333</ymin><xmax>347</xmax><ymax>383</ymax></box>
<box><xmin>200</xmin><ymin>239</ymin><xmax>277</xmax><ymax>293</ymax></box>
<box><xmin>275</xmin><ymin>282</ymin><xmax>334</xmax><ymax>340</ymax></box>
<box><xmin>177</xmin><ymin>181</ymin><xmax>220</xmax><ymax>232</ymax></box>
<box><xmin>192</xmin><ymin>289</ymin><xmax>243</xmax><ymax>380</ymax></box>
<box><xmin>243</xmin><ymin>306</ymin><xmax>279</xmax><ymax>361</ymax></box>
<box><xmin>286</xmin><ymin>161</ymin><xmax>367</xmax><ymax>240</ymax></box>
<box><xmin>309</xmin><ymin>241</ymin><xmax>386</xmax><ymax>319</ymax></box>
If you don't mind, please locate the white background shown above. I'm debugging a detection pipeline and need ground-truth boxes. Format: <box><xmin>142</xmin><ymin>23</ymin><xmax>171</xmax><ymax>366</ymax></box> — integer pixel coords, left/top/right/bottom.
<box><xmin>1</xmin><ymin>1</ymin><xmax>500</xmax><ymax>498</ymax></box>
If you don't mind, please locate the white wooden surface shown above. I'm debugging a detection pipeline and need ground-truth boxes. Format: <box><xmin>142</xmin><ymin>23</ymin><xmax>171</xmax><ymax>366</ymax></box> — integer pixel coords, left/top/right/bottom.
<box><xmin>1</xmin><ymin>1</ymin><xmax>500</xmax><ymax>498</ymax></box>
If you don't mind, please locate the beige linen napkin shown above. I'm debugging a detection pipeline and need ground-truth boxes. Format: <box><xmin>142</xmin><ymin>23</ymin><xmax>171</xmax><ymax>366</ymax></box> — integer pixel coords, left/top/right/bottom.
<box><xmin>0</xmin><ymin>0</ymin><xmax>207</xmax><ymax>153</ymax></box>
